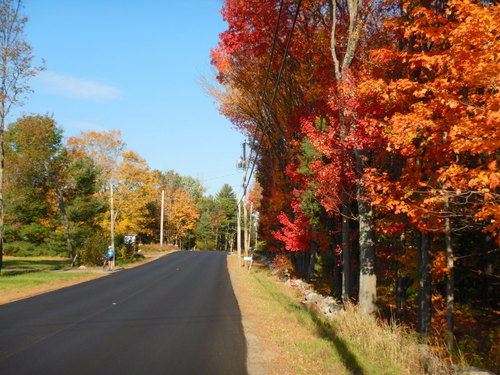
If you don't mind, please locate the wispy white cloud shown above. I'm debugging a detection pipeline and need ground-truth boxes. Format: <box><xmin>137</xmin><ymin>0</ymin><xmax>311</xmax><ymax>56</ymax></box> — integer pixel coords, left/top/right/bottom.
<box><xmin>38</xmin><ymin>71</ymin><xmax>123</xmax><ymax>101</ymax></box>
<box><xmin>69</xmin><ymin>121</ymin><xmax>109</xmax><ymax>132</ymax></box>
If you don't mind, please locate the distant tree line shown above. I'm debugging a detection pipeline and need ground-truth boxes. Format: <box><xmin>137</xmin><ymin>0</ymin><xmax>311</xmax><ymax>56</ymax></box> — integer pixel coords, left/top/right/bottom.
<box><xmin>3</xmin><ymin>114</ymin><xmax>242</xmax><ymax>262</ymax></box>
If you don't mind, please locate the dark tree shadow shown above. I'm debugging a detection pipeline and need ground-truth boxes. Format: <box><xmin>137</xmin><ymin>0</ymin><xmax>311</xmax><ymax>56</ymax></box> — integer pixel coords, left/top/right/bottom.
<box><xmin>254</xmin><ymin>274</ymin><xmax>366</xmax><ymax>374</ymax></box>
<box><xmin>308</xmin><ymin>311</ymin><xmax>366</xmax><ymax>374</ymax></box>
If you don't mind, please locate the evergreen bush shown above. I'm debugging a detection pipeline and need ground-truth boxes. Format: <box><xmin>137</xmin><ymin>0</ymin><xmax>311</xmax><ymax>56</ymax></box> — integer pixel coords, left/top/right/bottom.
<box><xmin>76</xmin><ymin>233</ymin><xmax>109</xmax><ymax>266</ymax></box>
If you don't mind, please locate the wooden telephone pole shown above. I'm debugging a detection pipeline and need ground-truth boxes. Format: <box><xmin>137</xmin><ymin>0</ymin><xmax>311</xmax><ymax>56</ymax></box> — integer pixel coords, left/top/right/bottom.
<box><xmin>110</xmin><ymin>183</ymin><xmax>116</xmax><ymax>266</ymax></box>
<box><xmin>242</xmin><ymin>143</ymin><xmax>249</xmax><ymax>263</ymax></box>
<box><xmin>237</xmin><ymin>192</ymin><xmax>242</xmax><ymax>267</ymax></box>
<box><xmin>160</xmin><ymin>190</ymin><xmax>165</xmax><ymax>245</ymax></box>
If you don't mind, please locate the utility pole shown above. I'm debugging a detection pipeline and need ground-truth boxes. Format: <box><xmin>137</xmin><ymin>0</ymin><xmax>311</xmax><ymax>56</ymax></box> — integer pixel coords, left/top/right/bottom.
<box><xmin>247</xmin><ymin>202</ymin><xmax>253</xmax><ymax>252</ymax></box>
<box><xmin>160</xmin><ymin>190</ymin><xmax>165</xmax><ymax>246</ymax></box>
<box><xmin>237</xmin><ymin>192</ymin><xmax>242</xmax><ymax>267</ymax></box>
<box><xmin>110</xmin><ymin>183</ymin><xmax>115</xmax><ymax>266</ymax></box>
<box><xmin>254</xmin><ymin>218</ymin><xmax>258</xmax><ymax>249</ymax></box>
<box><xmin>242</xmin><ymin>143</ymin><xmax>249</xmax><ymax>265</ymax></box>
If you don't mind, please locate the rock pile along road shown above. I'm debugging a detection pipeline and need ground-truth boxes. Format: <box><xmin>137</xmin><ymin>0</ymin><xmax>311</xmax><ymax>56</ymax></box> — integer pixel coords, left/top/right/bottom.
<box><xmin>0</xmin><ymin>251</ymin><xmax>248</xmax><ymax>375</ymax></box>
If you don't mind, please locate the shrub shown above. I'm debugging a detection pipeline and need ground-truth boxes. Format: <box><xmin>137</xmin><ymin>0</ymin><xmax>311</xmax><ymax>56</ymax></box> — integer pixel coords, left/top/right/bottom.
<box><xmin>4</xmin><ymin>241</ymin><xmax>36</xmax><ymax>256</ymax></box>
<box><xmin>19</xmin><ymin>223</ymin><xmax>50</xmax><ymax>243</ymax></box>
<box><xmin>271</xmin><ymin>252</ymin><xmax>294</xmax><ymax>278</ymax></box>
<box><xmin>76</xmin><ymin>233</ymin><xmax>109</xmax><ymax>266</ymax></box>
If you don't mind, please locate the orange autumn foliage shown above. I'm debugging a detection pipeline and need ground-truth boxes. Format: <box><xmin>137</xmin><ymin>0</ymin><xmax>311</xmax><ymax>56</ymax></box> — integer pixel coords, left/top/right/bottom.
<box><xmin>360</xmin><ymin>0</ymin><xmax>499</xmax><ymax>238</ymax></box>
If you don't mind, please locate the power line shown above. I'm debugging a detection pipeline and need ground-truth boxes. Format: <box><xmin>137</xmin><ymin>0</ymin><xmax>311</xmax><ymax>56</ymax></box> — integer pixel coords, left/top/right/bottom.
<box><xmin>202</xmin><ymin>172</ymin><xmax>239</xmax><ymax>182</ymax></box>
<box><xmin>238</xmin><ymin>0</ymin><xmax>286</xmax><ymax>205</ymax></box>
<box><xmin>245</xmin><ymin>0</ymin><xmax>303</xmax><ymax>189</ymax></box>
<box><xmin>252</xmin><ymin>0</ymin><xmax>285</xmax><ymax>150</ymax></box>
<box><xmin>260</xmin><ymin>0</ymin><xmax>285</xmax><ymax>111</ymax></box>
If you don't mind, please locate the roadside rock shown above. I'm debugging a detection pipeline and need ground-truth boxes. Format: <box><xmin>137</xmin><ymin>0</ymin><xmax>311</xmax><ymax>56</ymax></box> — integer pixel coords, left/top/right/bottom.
<box><xmin>302</xmin><ymin>289</ymin><xmax>343</xmax><ymax>319</ymax></box>
<box><xmin>454</xmin><ymin>366</ymin><xmax>496</xmax><ymax>375</ymax></box>
<box><xmin>257</xmin><ymin>252</ymin><xmax>496</xmax><ymax>375</ymax></box>
<box><xmin>285</xmin><ymin>278</ymin><xmax>343</xmax><ymax>319</ymax></box>
<box><xmin>416</xmin><ymin>344</ymin><xmax>449</xmax><ymax>374</ymax></box>
<box><xmin>258</xmin><ymin>253</ymin><xmax>343</xmax><ymax>319</ymax></box>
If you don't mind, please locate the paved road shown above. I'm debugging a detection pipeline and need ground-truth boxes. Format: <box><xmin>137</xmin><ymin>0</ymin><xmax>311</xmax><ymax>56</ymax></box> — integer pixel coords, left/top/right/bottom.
<box><xmin>0</xmin><ymin>251</ymin><xmax>248</xmax><ymax>375</ymax></box>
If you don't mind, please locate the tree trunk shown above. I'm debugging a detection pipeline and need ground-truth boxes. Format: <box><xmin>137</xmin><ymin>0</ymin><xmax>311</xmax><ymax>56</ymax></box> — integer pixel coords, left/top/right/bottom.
<box><xmin>444</xmin><ymin>195</ymin><xmax>454</xmax><ymax>347</ymax></box>
<box><xmin>395</xmin><ymin>233</ymin><xmax>412</xmax><ymax>321</ymax></box>
<box><xmin>307</xmin><ymin>229</ymin><xmax>317</xmax><ymax>281</ymax></box>
<box><xmin>355</xmin><ymin>149</ymin><xmax>376</xmax><ymax>315</ymax></box>
<box><xmin>396</xmin><ymin>276</ymin><xmax>412</xmax><ymax>322</ymax></box>
<box><xmin>56</xmin><ymin>188</ymin><xmax>74</xmax><ymax>259</ymax></box>
<box><xmin>485</xmin><ymin>239</ymin><xmax>495</xmax><ymax>307</ymax></box>
<box><xmin>341</xmin><ymin>202</ymin><xmax>351</xmax><ymax>301</ymax></box>
<box><xmin>333</xmin><ymin>246</ymin><xmax>343</xmax><ymax>299</ymax></box>
<box><xmin>215</xmin><ymin>224</ymin><xmax>219</xmax><ymax>251</ymax></box>
<box><xmin>417</xmin><ymin>230</ymin><xmax>432</xmax><ymax>341</ymax></box>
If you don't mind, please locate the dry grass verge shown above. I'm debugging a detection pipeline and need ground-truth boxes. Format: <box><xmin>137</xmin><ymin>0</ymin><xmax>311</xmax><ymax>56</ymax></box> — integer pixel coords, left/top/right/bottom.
<box><xmin>228</xmin><ymin>254</ymin><xmax>449</xmax><ymax>375</ymax></box>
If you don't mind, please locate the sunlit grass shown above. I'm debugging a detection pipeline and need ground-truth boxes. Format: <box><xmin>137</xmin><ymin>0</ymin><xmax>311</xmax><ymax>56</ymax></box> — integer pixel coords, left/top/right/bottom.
<box><xmin>0</xmin><ymin>270</ymin><xmax>94</xmax><ymax>293</ymax></box>
<box><xmin>3</xmin><ymin>256</ymin><xmax>71</xmax><ymax>270</ymax></box>
<box><xmin>237</xmin><ymin>259</ymin><xmax>445</xmax><ymax>375</ymax></box>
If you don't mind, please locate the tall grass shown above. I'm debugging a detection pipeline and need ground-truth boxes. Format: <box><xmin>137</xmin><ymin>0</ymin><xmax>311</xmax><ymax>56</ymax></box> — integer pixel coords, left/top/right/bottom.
<box><xmin>239</xmin><ymin>260</ymin><xmax>450</xmax><ymax>374</ymax></box>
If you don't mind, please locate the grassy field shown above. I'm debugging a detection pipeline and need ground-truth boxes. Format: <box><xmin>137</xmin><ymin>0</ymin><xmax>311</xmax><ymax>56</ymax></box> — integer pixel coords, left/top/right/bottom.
<box><xmin>230</xmin><ymin>256</ymin><xmax>448</xmax><ymax>375</ymax></box>
<box><xmin>0</xmin><ymin>270</ymin><xmax>96</xmax><ymax>293</ymax></box>
<box><xmin>0</xmin><ymin>256</ymin><xmax>97</xmax><ymax>304</ymax></box>
<box><xmin>3</xmin><ymin>256</ymin><xmax>71</xmax><ymax>271</ymax></box>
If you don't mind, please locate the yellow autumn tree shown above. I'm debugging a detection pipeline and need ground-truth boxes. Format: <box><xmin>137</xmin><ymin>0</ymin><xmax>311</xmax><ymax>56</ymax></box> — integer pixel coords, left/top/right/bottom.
<box><xmin>113</xmin><ymin>150</ymin><xmax>159</xmax><ymax>237</ymax></box>
<box><xmin>67</xmin><ymin>130</ymin><xmax>125</xmax><ymax>183</ymax></box>
<box><xmin>166</xmin><ymin>189</ymin><xmax>199</xmax><ymax>247</ymax></box>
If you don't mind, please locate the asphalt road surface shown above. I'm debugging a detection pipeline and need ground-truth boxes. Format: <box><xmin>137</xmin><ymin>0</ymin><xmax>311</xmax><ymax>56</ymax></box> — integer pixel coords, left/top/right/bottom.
<box><xmin>0</xmin><ymin>251</ymin><xmax>248</xmax><ymax>375</ymax></box>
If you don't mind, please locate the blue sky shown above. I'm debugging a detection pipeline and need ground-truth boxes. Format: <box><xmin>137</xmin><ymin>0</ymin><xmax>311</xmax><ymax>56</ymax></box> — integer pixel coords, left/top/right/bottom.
<box><xmin>12</xmin><ymin>0</ymin><xmax>246</xmax><ymax>196</ymax></box>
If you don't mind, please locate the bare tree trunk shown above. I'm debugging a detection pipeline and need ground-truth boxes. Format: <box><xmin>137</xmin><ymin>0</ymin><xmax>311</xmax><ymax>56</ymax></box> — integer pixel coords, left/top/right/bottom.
<box><xmin>341</xmin><ymin>202</ymin><xmax>351</xmax><ymax>301</ymax></box>
<box><xmin>395</xmin><ymin>233</ymin><xmax>412</xmax><ymax>321</ymax></box>
<box><xmin>330</xmin><ymin>0</ymin><xmax>375</xmax><ymax>313</ymax></box>
<box><xmin>56</xmin><ymin>188</ymin><xmax>74</xmax><ymax>259</ymax></box>
<box><xmin>215</xmin><ymin>223</ymin><xmax>219</xmax><ymax>251</ymax></box>
<box><xmin>307</xmin><ymin>229</ymin><xmax>317</xmax><ymax>281</ymax></box>
<box><xmin>418</xmin><ymin>230</ymin><xmax>432</xmax><ymax>341</ymax></box>
<box><xmin>355</xmin><ymin>149</ymin><xmax>376</xmax><ymax>314</ymax></box>
<box><xmin>444</xmin><ymin>195</ymin><xmax>454</xmax><ymax>347</ymax></box>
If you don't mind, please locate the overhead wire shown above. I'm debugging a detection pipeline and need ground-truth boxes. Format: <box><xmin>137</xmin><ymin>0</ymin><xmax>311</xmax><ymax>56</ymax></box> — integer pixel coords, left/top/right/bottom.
<box><xmin>247</xmin><ymin>0</ymin><xmax>285</xmax><ymax>154</ymax></box>
<box><xmin>244</xmin><ymin>0</ymin><xmax>303</xmax><ymax>190</ymax></box>
<box><xmin>238</xmin><ymin>0</ymin><xmax>286</xmax><ymax>206</ymax></box>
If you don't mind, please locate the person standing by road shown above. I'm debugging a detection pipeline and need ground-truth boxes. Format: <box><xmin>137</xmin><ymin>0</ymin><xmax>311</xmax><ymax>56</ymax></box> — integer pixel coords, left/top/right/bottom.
<box><xmin>106</xmin><ymin>246</ymin><xmax>115</xmax><ymax>271</ymax></box>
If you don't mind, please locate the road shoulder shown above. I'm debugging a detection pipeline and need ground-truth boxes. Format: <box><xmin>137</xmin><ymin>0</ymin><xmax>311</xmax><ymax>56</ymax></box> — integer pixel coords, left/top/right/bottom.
<box><xmin>227</xmin><ymin>254</ymin><xmax>279</xmax><ymax>375</ymax></box>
